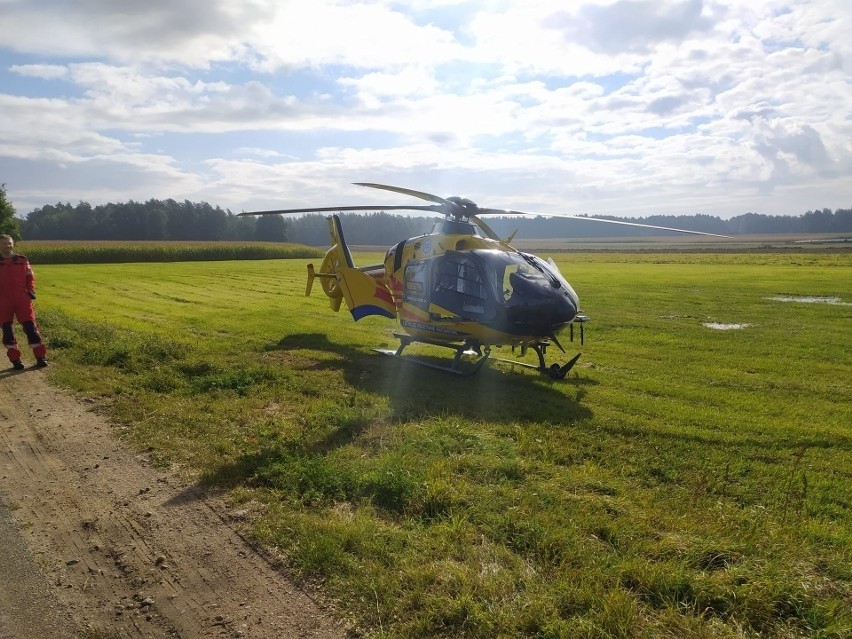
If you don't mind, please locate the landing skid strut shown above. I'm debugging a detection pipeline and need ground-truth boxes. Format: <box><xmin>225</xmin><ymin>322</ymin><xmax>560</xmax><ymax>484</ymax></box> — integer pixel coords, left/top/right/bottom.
<box><xmin>374</xmin><ymin>334</ymin><xmax>580</xmax><ymax>379</ymax></box>
<box><xmin>493</xmin><ymin>342</ymin><xmax>581</xmax><ymax>380</ymax></box>
<box><xmin>373</xmin><ymin>334</ymin><xmax>491</xmax><ymax>376</ymax></box>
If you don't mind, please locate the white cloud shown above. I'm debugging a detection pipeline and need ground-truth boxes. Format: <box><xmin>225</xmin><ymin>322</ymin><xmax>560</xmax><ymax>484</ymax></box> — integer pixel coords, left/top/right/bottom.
<box><xmin>547</xmin><ymin>0</ymin><xmax>715</xmax><ymax>55</ymax></box>
<box><xmin>248</xmin><ymin>1</ymin><xmax>464</xmax><ymax>72</ymax></box>
<box><xmin>339</xmin><ymin>68</ymin><xmax>440</xmax><ymax>99</ymax></box>
<box><xmin>0</xmin><ymin>0</ymin><xmax>850</xmax><ymax>218</ymax></box>
<box><xmin>10</xmin><ymin>64</ymin><xmax>69</xmax><ymax>80</ymax></box>
<box><xmin>0</xmin><ymin>0</ymin><xmax>263</xmax><ymax>67</ymax></box>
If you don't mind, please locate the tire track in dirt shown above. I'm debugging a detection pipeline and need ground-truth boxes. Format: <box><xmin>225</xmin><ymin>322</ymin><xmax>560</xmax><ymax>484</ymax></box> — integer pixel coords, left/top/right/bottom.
<box><xmin>0</xmin><ymin>492</ymin><xmax>77</xmax><ymax>639</ymax></box>
<box><xmin>0</xmin><ymin>369</ymin><xmax>346</xmax><ymax>639</ymax></box>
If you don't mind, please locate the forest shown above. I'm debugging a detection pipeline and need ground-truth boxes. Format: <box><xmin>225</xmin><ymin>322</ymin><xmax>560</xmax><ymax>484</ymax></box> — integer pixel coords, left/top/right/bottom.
<box><xmin>5</xmin><ymin>191</ymin><xmax>852</xmax><ymax>246</ymax></box>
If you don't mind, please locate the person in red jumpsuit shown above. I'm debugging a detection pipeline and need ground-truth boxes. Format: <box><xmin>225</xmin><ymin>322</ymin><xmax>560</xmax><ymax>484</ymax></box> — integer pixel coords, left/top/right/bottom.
<box><xmin>0</xmin><ymin>234</ymin><xmax>47</xmax><ymax>369</ymax></box>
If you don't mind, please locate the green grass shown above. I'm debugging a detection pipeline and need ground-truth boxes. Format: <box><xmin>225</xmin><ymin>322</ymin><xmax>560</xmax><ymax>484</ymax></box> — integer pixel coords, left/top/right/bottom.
<box><xmin>33</xmin><ymin>250</ymin><xmax>852</xmax><ymax>638</ymax></box>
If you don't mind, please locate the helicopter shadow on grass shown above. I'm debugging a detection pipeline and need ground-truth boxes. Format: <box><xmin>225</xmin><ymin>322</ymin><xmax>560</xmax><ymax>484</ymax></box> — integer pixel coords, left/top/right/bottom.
<box><xmin>268</xmin><ymin>332</ymin><xmax>595</xmax><ymax>427</ymax></box>
<box><xmin>188</xmin><ymin>332</ymin><xmax>595</xmax><ymax>497</ymax></box>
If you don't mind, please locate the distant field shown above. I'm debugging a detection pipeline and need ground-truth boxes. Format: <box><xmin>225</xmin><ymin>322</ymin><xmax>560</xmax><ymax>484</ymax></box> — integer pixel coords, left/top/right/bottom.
<box><xmin>17</xmin><ymin>239</ymin><xmax>323</xmax><ymax>263</ymax></box>
<box><xmin>34</xmin><ymin>251</ymin><xmax>852</xmax><ymax>638</ymax></box>
<box><xmin>18</xmin><ymin>235</ymin><xmax>851</xmax><ymax>263</ymax></box>
<box><xmin>349</xmin><ymin>233</ymin><xmax>852</xmax><ymax>254</ymax></box>
<box><xmin>510</xmin><ymin>232</ymin><xmax>852</xmax><ymax>252</ymax></box>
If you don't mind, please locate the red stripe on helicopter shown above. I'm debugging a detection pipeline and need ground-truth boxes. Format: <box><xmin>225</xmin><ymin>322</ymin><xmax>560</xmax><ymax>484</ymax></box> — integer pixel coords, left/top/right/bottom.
<box><xmin>374</xmin><ymin>287</ymin><xmax>394</xmax><ymax>304</ymax></box>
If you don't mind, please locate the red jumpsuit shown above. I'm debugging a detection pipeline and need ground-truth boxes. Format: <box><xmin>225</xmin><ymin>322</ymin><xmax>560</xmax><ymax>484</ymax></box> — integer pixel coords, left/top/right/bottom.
<box><xmin>0</xmin><ymin>253</ymin><xmax>47</xmax><ymax>363</ymax></box>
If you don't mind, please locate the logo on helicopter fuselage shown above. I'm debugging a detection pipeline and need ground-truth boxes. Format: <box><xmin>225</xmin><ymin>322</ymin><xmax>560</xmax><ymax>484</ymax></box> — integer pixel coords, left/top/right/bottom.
<box><xmin>401</xmin><ymin>319</ymin><xmax>465</xmax><ymax>336</ymax></box>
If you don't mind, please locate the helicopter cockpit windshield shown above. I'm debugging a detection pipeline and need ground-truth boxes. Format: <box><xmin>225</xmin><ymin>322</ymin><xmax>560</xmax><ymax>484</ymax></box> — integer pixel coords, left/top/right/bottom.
<box><xmin>496</xmin><ymin>251</ymin><xmax>580</xmax><ymax>334</ymax></box>
<box><xmin>412</xmin><ymin>250</ymin><xmax>579</xmax><ymax>327</ymax></box>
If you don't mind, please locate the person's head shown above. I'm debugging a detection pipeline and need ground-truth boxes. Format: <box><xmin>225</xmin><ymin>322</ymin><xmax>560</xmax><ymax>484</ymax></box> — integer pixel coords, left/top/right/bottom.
<box><xmin>0</xmin><ymin>234</ymin><xmax>14</xmax><ymax>258</ymax></box>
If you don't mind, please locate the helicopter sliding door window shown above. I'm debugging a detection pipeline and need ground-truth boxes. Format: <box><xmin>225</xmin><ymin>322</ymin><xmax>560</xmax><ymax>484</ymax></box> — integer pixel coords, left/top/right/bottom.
<box><xmin>432</xmin><ymin>252</ymin><xmax>488</xmax><ymax>317</ymax></box>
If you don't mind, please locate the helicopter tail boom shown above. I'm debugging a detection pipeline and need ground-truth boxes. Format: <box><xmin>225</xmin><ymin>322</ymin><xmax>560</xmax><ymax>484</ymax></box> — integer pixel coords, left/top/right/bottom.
<box><xmin>305</xmin><ymin>215</ymin><xmax>397</xmax><ymax>321</ymax></box>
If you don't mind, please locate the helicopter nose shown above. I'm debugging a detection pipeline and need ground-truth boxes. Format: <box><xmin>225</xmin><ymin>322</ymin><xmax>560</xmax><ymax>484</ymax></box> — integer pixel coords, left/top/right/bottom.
<box><xmin>554</xmin><ymin>292</ymin><xmax>578</xmax><ymax>324</ymax></box>
<box><xmin>504</xmin><ymin>285</ymin><xmax>577</xmax><ymax>335</ymax></box>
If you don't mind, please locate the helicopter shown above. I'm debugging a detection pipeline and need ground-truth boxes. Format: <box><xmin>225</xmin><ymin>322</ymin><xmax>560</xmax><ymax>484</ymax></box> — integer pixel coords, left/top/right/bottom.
<box><xmin>240</xmin><ymin>183</ymin><xmax>731</xmax><ymax>379</ymax></box>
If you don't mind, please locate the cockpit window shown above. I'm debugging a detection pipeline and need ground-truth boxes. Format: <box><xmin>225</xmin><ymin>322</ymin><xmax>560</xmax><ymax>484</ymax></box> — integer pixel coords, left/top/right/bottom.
<box><xmin>498</xmin><ymin>253</ymin><xmax>551</xmax><ymax>301</ymax></box>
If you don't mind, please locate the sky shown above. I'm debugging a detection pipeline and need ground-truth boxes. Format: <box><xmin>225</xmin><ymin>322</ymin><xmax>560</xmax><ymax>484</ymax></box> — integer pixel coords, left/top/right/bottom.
<box><xmin>1</xmin><ymin>0</ymin><xmax>850</xmax><ymax>220</ymax></box>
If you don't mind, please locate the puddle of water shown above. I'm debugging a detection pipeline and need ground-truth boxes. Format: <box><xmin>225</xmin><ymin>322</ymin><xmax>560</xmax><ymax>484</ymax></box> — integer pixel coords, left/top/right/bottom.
<box><xmin>767</xmin><ymin>296</ymin><xmax>850</xmax><ymax>306</ymax></box>
<box><xmin>703</xmin><ymin>323</ymin><xmax>752</xmax><ymax>330</ymax></box>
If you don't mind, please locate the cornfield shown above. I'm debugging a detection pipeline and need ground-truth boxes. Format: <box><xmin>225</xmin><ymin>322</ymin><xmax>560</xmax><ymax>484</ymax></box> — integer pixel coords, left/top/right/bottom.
<box><xmin>17</xmin><ymin>240</ymin><xmax>324</xmax><ymax>264</ymax></box>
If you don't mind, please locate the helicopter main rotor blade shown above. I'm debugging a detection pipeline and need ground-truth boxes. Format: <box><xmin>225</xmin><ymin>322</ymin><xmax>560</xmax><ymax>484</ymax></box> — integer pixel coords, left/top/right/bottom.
<box><xmin>239</xmin><ymin>182</ymin><xmax>733</xmax><ymax>238</ymax></box>
<box><xmin>239</xmin><ymin>204</ymin><xmax>443</xmax><ymax>216</ymax></box>
<box><xmin>354</xmin><ymin>182</ymin><xmax>450</xmax><ymax>205</ymax></box>
<box><xmin>469</xmin><ymin>214</ymin><xmax>502</xmax><ymax>241</ymax></box>
<box><xmin>475</xmin><ymin>208</ymin><xmax>732</xmax><ymax>238</ymax></box>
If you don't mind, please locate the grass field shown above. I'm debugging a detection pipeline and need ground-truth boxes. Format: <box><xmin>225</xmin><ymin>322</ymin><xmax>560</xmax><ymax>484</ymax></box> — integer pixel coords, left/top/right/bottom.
<box><xmin>31</xmin><ymin>250</ymin><xmax>851</xmax><ymax>638</ymax></box>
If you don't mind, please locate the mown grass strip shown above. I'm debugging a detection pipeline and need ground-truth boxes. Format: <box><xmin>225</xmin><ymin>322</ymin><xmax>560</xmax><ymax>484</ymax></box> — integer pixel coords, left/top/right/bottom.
<box><xmin>34</xmin><ymin>251</ymin><xmax>852</xmax><ymax>639</ymax></box>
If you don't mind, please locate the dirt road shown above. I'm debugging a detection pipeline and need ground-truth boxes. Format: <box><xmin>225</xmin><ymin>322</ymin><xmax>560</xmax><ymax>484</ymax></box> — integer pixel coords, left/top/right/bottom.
<box><xmin>0</xmin><ymin>367</ymin><xmax>346</xmax><ymax>639</ymax></box>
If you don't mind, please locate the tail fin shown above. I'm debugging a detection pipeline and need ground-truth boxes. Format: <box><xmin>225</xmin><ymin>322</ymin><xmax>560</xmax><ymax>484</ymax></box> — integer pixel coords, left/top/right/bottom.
<box><xmin>305</xmin><ymin>215</ymin><xmax>397</xmax><ymax>321</ymax></box>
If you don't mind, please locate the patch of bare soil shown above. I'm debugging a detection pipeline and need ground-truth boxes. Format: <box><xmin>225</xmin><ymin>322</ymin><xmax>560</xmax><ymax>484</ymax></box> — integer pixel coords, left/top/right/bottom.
<box><xmin>0</xmin><ymin>367</ymin><xmax>346</xmax><ymax>639</ymax></box>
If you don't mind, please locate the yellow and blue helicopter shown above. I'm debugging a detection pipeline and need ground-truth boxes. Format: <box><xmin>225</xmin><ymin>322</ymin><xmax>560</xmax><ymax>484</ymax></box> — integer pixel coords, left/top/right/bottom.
<box><xmin>242</xmin><ymin>183</ymin><xmax>730</xmax><ymax>379</ymax></box>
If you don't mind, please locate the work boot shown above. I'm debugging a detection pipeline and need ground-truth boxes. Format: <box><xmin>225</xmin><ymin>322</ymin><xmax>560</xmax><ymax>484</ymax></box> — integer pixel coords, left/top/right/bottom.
<box><xmin>35</xmin><ymin>357</ymin><xmax>48</xmax><ymax>368</ymax></box>
<box><xmin>11</xmin><ymin>360</ymin><xmax>25</xmax><ymax>370</ymax></box>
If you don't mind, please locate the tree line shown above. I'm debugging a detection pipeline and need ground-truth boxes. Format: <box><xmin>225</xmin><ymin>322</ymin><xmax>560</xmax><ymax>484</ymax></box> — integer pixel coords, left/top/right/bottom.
<box><xmin>3</xmin><ymin>186</ymin><xmax>850</xmax><ymax>245</ymax></box>
<box><xmin>17</xmin><ymin>198</ymin><xmax>288</xmax><ymax>242</ymax></box>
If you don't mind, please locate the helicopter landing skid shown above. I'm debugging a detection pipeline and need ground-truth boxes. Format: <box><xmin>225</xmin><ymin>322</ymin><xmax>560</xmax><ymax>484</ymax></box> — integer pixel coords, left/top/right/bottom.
<box><xmin>493</xmin><ymin>345</ymin><xmax>581</xmax><ymax>380</ymax></box>
<box><xmin>373</xmin><ymin>334</ymin><xmax>491</xmax><ymax>376</ymax></box>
